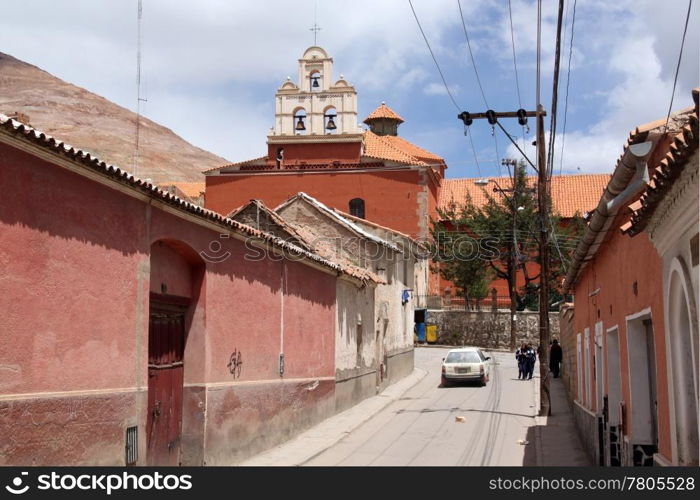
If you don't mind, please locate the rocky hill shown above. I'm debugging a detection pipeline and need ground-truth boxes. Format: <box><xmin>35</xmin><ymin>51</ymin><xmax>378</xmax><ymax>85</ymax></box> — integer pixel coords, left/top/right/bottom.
<box><xmin>0</xmin><ymin>52</ymin><xmax>227</xmax><ymax>183</ymax></box>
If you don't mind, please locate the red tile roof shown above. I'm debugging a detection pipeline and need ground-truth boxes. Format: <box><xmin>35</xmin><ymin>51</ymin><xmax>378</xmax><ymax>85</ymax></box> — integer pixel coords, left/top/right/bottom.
<box><xmin>204</xmin><ymin>155</ymin><xmax>269</xmax><ymax>173</ymax></box>
<box><xmin>363</xmin><ymin>103</ymin><xmax>404</xmax><ymax>124</ymax></box>
<box><xmin>362</xmin><ymin>131</ymin><xmax>445</xmax><ymax>167</ymax></box>
<box><xmin>626</xmin><ymin>90</ymin><xmax>699</xmax><ymax>235</ymax></box>
<box><xmin>439</xmin><ymin>174</ymin><xmax>611</xmax><ymax>218</ymax></box>
<box><xmin>166</xmin><ymin>182</ymin><xmax>205</xmax><ymax>198</ymax></box>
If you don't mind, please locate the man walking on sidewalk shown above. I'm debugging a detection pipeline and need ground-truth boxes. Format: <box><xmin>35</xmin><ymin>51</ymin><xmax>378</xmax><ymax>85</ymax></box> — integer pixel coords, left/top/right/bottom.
<box><xmin>549</xmin><ymin>339</ymin><xmax>563</xmax><ymax>378</ymax></box>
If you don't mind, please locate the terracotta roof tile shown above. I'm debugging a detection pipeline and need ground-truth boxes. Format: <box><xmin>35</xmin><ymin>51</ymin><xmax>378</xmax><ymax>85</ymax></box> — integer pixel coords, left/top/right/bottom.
<box><xmin>439</xmin><ymin>174</ymin><xmax>611</xmax><ymax>218</ymax></box>
<box><xmin>362</xmin><ymin>131</ymin><xmax>445</xmax><ymax>167</ymax></box>
<box><xmin>204</xmin><ymin>155</ymin><xmax>269</xmax><ymax>173</ymax></box>
<box><xmin>627</xmin><ymin>91</ymin><xmax>699</xmax><ymax>235</ymax></box>
<box><xmin>363</xmin><ymin>103</ymin><xmax>404</xmax><ymax>124</ymax></box>
<box><xmin>165</xmin><ymin>182</ymin><xmax>205</xmax><ymax>198</ymax></box>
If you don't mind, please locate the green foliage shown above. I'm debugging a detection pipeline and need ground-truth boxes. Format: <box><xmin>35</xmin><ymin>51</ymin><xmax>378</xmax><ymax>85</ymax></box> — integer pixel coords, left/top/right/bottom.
<box><xmin>431</xmin><ymin>161</ymin><xmax>584</xmax><ymax>311</ymax></box>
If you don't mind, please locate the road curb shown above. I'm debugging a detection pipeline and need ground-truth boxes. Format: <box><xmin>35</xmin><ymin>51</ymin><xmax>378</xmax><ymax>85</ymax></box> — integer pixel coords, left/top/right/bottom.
<box><xmin>298</xmin><ymin>367</ymin><xmax>429</xmax><ymax>465</ymax></box>
<box><xmin>240</xmin><ymin>367</ymin><xmax>428</xmax><ymax>466</ymax></box>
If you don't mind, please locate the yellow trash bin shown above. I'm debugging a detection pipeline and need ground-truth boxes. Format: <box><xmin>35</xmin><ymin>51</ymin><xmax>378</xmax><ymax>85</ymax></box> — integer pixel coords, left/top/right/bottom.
<box><xmin>426</xmin><ymin>325</ymin><xmax>438</xmax><ymax>344</ymax></box>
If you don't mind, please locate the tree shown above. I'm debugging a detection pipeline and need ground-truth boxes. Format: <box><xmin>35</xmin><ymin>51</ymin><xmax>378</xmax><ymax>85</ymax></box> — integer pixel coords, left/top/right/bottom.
<box><xmin>430</xmin><ymin>217</ymin><xmax>491</xmax><ymax>310</ymax></box>
<box><xmin>432</xmin><ymin>161</ymin><xmax>583</xmax><ymax>314</ymax></box>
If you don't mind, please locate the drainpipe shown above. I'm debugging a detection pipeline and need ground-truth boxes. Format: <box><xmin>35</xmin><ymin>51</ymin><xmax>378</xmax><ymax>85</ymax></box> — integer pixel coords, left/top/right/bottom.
<box><xmin>605</xmin><ymin>142</ymin><xmax>652</xmax><ymax>213</ymax></box>
<box><xmin>564</xmin><ymin>141</ymin><xmax>653</xmax><ymax>289</ymax></box>
<box><xmin>279</xmin><ymin>260</ymin><xmax>286</xmax><ymax>378</ymax></box>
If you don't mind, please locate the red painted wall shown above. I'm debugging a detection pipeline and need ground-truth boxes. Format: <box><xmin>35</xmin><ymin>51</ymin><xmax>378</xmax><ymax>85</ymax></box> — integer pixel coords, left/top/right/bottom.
<box><xmin>268</xmin><ymin>141</ymin><xmax>362</xmax><ymax>163</ymax></box>
<box><xmin>0</xmin><ymin>140</ymin><xmax>336</xmax><ymax>465</ymax></box>
<box><xmin>206</xmin><ymin>169</ymin><xmax>430</xmax><ymax>238</ymax></box>
<box><xmin>572</xmin><ymin>216</ymin><xmax>670</xmax><ymax>461</ymax></box>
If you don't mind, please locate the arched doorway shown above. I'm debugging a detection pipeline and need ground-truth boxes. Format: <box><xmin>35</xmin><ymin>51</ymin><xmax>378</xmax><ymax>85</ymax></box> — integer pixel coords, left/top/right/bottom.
<box><xmin>147</xmin><ymin>239</ymin><xmax>204</xmax><ymax>465</ymax></box>
<box><xmin>667</xmin><ymin>257</ymin><xmax>699</xmax><ymax>465</ymax></box>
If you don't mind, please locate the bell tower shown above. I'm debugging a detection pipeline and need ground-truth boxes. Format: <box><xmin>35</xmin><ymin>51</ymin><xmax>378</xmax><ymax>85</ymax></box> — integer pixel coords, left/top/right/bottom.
<box><xmin>270</xmin><ymin>46</ymin><xmax>363</xmax><ymax>138</ymax></box>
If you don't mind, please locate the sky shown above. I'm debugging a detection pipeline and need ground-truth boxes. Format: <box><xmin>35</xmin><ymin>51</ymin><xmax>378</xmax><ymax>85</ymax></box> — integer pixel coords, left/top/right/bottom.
<box><xmin>1</xmin><ymin>0</ymin><xmax>698</xmax><ymax>180</ymax></box>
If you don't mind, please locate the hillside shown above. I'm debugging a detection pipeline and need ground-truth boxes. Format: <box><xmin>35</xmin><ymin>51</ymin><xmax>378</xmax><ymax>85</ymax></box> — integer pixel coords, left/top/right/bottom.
<box><xmin>0</xmin><ymin>52</ymin><xmax>227</xmax><ymax>183</ymax></box>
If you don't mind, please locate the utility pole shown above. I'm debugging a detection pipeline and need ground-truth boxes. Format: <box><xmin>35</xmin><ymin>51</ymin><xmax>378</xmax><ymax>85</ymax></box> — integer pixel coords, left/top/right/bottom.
<box><xmin>458</xmin><ymin>109</ymin><xmax>545</xmax><ymax>353</ymax></box>
<box><xmin>536</xmin><ymin>104</ymin><xmax>551</xmax><ymax>417</ymax></box>
<box><xmin>500</xmin><ymin>157</ymin><xmax>520</xmax><ymax>351</ymax></box>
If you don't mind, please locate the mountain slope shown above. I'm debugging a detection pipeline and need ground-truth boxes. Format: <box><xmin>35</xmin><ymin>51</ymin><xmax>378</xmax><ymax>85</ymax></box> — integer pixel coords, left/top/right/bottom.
<box><xmin>0</xmin><ymin>52</ymin><xmax>227</xmax><ymax>183</ymax></box>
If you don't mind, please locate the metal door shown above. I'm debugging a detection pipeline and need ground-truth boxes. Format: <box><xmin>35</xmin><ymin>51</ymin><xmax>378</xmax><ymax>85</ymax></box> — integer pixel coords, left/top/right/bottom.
<box><xmin>147</xmin><ymin>299</ymin><xmax>186</xmax><ymax>466</ymax></box>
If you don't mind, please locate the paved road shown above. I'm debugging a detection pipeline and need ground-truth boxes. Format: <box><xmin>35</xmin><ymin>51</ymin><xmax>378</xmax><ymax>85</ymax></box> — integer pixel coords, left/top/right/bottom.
<box><xmin>305</xmin><ymin>347</ymin><xmax>538</xmax><ymax>466</ymax></box>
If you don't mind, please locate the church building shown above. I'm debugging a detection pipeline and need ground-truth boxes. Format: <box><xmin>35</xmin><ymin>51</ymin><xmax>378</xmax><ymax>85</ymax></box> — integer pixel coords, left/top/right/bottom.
<box><xmin>204</xmin><ymin>45</ymin><xmax>610</xmax><ymax>303</ymax></box>
<box><xmin>204</xmin><ymin>46</ymin><xmax>446</xmax><ymax>242</ymax></box>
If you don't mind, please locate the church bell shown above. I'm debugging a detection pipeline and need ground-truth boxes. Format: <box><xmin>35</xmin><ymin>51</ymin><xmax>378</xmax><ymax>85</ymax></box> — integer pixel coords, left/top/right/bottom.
<box><xmin>295</xmin><ymin>116</ymin><xmax>306</xmax><ymax>131</ymax></box>
<box><xmin>325</xmin><ymin>115</ymin><xmax>337</xmax><ymax>130</ymax></box>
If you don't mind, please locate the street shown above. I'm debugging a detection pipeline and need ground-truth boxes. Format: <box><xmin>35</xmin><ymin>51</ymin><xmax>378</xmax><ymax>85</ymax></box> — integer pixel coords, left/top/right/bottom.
<box><xmin>304</xmin><ymin>347</ymin><xmax>538</xmax><ymax>466</ymax></box>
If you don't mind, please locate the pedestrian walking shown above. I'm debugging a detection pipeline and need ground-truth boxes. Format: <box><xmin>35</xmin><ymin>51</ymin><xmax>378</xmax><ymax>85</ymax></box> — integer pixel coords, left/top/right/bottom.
<box><xmin>525</xmin><ymin>343</ymin><xmax>536</xmax><ymax>379</ymax></box>
<box><xmin>549</xmin><ymin>338</ymin><xmax>563</xmax><ymax>378</ymax></box>
<box><xmin>515</xmin><ymin>343</ymin><xmax>527</xmax><ymax>379</ymax></box>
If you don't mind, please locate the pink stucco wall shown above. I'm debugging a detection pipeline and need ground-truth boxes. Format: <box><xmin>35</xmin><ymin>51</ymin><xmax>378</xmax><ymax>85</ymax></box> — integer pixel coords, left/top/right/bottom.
<box><xmin>572</xmin><ymin>214</ymin><xmax>670</xmax><ymax>462</ymax></box>
<box><xmin>0</xmin><ymin>141</ymin><xmax>336</xmax><ymax>465</ymax></box>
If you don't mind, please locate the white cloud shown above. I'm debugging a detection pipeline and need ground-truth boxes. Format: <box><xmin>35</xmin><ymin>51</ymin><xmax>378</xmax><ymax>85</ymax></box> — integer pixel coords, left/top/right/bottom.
<box><xmin>0</xmin><ymin>0</ymin><xmax>695</xmax><ymax>175</ymax></box>
<box><xmin>423</xmin><ymin>82</ymin><xmax>459</xmax><ymax>96</ymax></box>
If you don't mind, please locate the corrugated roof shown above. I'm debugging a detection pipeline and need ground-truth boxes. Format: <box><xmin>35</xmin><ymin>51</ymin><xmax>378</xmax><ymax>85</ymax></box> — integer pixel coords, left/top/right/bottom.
<box><xmin>438</xmin><ymin>174</ymin><xmax>610</xmax><ymax>218</ymax></box>
<box><xmin>0</xmin><ymin>113</ymin><xmax>376</xmax><ymax>284</ymax></box>
<box><xmin>363</xmin><ymin>103</ymin><xmax>404</xmax><ymax>124</ymax></box>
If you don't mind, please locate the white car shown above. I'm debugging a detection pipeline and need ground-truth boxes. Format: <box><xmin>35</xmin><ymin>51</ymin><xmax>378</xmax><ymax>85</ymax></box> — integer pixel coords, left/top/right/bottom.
<box><xmin>441</xmin><ymin>347</ymin><xmax>491</xmax><ymax>387</ymax></box>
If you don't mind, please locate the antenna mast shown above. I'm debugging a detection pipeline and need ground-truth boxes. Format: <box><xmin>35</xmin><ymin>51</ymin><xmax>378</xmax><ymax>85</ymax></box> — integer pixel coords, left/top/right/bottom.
<box><xmin>134</xmin><ymin>0</ymin><xmax>143</xmax><ymax>178</ymax></box>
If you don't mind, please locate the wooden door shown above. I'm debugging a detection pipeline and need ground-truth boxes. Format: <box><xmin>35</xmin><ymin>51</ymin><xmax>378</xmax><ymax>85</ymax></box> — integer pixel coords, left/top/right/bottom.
<box><xmin>147</xmin><ymin>298</ymin><xmax>186</xmax><ymax>466</ymax></box>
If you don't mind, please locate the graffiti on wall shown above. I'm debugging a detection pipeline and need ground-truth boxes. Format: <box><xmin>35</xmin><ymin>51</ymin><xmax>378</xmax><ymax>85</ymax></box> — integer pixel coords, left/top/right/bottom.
<box><xmin>227</xmin><ymin>349</ymin><xmax>243</xmax><ymax>378</ymax></box>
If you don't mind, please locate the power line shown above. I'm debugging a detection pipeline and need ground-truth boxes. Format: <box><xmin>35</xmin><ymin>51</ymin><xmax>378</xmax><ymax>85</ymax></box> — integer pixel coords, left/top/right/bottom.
<box><xmin>493</xmin><ymin>133</ymin><xmax>502</xmax><ymax>177</ymax></box>
<box><xmin>558</xmin><ymin>0</ymin><xmax>577</xmax><ymax>178</ymax></box>
<box><xmin>408</xmin><ymin>0</ymin><xmax>461</xmax><ymax>111</ymax></box>
<box><xmin>664</xmin><ymin>0</ymin><xmax>693</xmax><ymax>132</ymax></box>
<box><xmin>507</xmin><ymin>0</ymin><xmax>523</xmax><ymax>110</ymax></box>
<box><xmin>457</xmin><ymin>0</ymin><xmax>489</xmax><ymax>109</ymax></box>
<box><xmin>466</xmin><ymin>127</ymin><xmax>483</xmax><ymax>178</ymax></box>
<box><xmin>546</xmin><ymin>0</ymin><xmax>565</xmax><ymax>180</ymax></box>
<box><xmin>409</xmin><ymin>0</ymin><xmax>488</xmax><ymax>180</ymax></box>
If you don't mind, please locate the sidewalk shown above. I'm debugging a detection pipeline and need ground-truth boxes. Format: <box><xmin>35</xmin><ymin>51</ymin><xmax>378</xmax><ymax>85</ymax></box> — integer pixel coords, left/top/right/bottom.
<box><xmin>240</xmin><ymin>368</ymin><xmax>428</xmax><ymax>466</ymax></box>
<box><xmin>530</xmin><ymin>374</ymin><xmax>592</xmax><ymax>466</ymax></box>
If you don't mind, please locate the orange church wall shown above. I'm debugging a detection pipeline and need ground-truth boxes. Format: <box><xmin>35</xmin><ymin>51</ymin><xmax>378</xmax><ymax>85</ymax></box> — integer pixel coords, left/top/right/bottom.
<box><xmin>206</xmin><ymin>169</ymin><xmax>429</xmax><ymax>238</ymax></box>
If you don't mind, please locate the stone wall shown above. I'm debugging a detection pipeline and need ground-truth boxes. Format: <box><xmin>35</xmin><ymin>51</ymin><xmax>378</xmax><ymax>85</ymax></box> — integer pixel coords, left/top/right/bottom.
<box><xmin>425</xmin><ymin>310</ymin><xmax>560</xmax><ymax>349</ymax></box>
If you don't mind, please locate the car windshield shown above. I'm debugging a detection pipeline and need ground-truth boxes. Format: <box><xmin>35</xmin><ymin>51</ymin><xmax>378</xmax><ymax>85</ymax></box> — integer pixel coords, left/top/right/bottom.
<box><xmin>445</xmin><ymin>351</ymin><xmax>481</xmax><ymax>363</ymax></box>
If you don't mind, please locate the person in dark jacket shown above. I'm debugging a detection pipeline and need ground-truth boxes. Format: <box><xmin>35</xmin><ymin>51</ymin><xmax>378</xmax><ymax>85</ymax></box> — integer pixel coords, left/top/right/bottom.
<box><xmin>549</xmin><ymin>338</ymin><xmax>563</xmax><ymax>378</ymax></box>
<box><xmin>515</xmin><ymin>343</ymin><xmax>527</xmax><ymax>379</ymax></box>
<box><xmin>524</xmin><ymin>343</ymin><xmax>536</xmax><ymax>379</ymax></box>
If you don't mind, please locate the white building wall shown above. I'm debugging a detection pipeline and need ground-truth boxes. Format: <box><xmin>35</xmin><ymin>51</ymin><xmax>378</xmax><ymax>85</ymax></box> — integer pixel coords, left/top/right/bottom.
<box><xmin>648</xmin><ymin>149</ymin><xmax>699</xmax><ymax>465</ymax></box>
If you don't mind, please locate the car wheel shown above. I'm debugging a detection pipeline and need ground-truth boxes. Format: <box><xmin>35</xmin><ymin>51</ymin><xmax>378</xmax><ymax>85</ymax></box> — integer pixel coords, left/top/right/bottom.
<box><xmin>441</xmin><ymin>375</ymin><xmax>450</xmax><ymax>388</ymax></box>
<box><xmin>480</xmin><ymin>375</ymin><xmax>487</xmax><ymax>386</ymax></box>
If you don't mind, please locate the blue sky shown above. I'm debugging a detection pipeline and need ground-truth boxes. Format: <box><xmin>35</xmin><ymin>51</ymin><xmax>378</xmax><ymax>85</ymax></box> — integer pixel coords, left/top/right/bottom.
<box><xmin>2</xmin><ymin>0</ymin><xmax>698</xmax><ymax>180</ymax></box>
